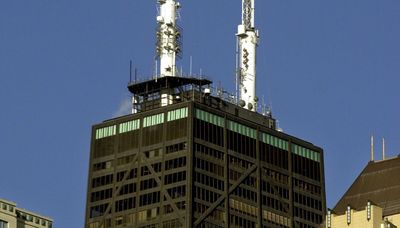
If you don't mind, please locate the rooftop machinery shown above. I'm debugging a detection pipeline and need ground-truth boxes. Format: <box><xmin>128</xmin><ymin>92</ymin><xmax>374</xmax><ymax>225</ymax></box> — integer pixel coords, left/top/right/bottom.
<box><xmin>237</xmin><ymin>0</ymin><xmax>259</xmax><ymax>112</ymax></box>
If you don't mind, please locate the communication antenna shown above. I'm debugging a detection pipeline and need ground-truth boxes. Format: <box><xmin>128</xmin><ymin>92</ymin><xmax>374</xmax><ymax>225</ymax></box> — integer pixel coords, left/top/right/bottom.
<box><xmin>382</xmin><ymin>138</ymin><xmax>386</xmax><ymax>160</ymax></box>
<box><xmin>156</xmin><ymin>0</ymin><xmax>182</xmax><ymax>106</ymax></box>
<box><xmin>129</xmin><ymin>61</ymin><xmax>138</xmax><ymax>83</ymax></box>
<box><xmin>370</xmin><ymin>135</ymin><xmax>374</xmax><ymax>162</ymax></box>
<box><xmin>155</xmin><ymin>59</ymin><xmax>158</xmax><ymax>78</ymax></box>
<box><xmin>261</xmin><ymin>96</ymin><xmax>266</xmax><ymax>116</ymax></box>
<box><xmin>237</xmin><ymin>0</ymin><xmax>259</xmax><ymax>112</ymax></box>
<box><xmin>156</xmin><ymin>0</ymin><xmax>181</xmax><ymax>77</ymax></box>
<box><xmin>235</xmin><ymin>36</ymin><xmax>239</xmax><ymax>104</ymax></box>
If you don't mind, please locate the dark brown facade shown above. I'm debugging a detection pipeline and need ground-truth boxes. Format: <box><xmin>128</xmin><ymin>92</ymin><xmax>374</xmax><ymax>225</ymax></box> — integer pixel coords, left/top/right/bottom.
<box><xmin>333</xmin><ymin>157</ymin><xmax>400</xmax><ymax>216</ymax></box>
<box><xmin>85</xmin><ymin>77</ymin><xmax>326</xmax><ymax>228</ymax></box>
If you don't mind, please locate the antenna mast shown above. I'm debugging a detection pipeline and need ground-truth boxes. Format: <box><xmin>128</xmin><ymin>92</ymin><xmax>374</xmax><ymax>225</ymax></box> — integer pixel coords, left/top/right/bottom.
<box><xmin>370</xmin><ymin>135</ymin><xmax>374</xmax><ymax>162</ymax></box>
<box><xmin>237</xmin><ymin>0</ymin><xmax>259</xmax><ymax>111</ymax></box>
<box><xmin>156</xmin><ymin>0</ymin><xmax>181</xmax><ymax>106</ymax></box>
<box><xmin>156</xmin><ymin>0</ymin><xmax>181</xmax><ymax>77</ymax></box>
<box><xmin>382</xmin><ymin>138</ymin><xmax>386</xmax><ymax>160</ymax></box>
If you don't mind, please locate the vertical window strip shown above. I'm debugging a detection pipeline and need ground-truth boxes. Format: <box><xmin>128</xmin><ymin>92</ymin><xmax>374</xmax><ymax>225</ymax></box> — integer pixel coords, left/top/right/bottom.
<box><xmin>227</xmin><ymin>121</ymin><xmax>257</xmax><ymax>139</ymax></box>
<box><xmin>160</xmin><ymin>113</ymin><xmax>164</xmax><ymax>124</ymax></box>
<box><xmin>194</xmin><ymin>109</ymin><xmax>224</xmax><ymax>127</ymax></box>
<box><xmin>99</xmin><ymin>129</ymin><xmax>103</xmax><ymax>139</ymax></box>
<box><xmin>292</xmin><ymin>144</ymin><xmax>320</xmax><ymax>162</ymax></box>
<box><xmin>119</xmin><ymin>119</ymin><xmax>140</xmax><ymax>134</ymax></box>
<box><xmin>112</xmin><ymin>126</ymin><xmax>116</xmax><ymax>136</ymax></box>
<box><xmin>143</xmin><ymin>113</ymin><xmax>164</xmax><ymax>128</ymax></box>
<box><xmin>167</xmin><ymin>107</ymin><xmax>188</xmax><ymax>122</ymax></box>
<box><xmin>316</xmin><ymin>153</ymin><xmax>321</xmax><ymax>162</ymax></box>
<box><xmin>260</xmin><ymin>133</ymin><xmax>288</xmax><ymax>151</ymax></box>
<box><xmin>95</xmin><ymin>125</ymin><xmax>116</xmax><ymax>139</ymax></box>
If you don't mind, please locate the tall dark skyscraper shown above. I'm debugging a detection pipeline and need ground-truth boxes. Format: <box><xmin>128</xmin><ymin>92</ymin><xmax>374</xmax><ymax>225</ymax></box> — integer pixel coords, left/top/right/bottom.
<box><xmin>85</xmin><ymin>77</ymin><xmax>326</xmax><ymax>228</ymax></box>
<box><xmin>85</xmin><ymin>1</ymin><xmax>326</xmax><ymax>228</ymax></box>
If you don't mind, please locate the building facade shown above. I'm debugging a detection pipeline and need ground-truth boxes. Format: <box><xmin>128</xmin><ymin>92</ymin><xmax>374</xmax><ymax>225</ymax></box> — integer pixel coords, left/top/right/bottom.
<box><xmin>327</xmin><ymin>157</ymin><xmax>400</xmax><ymax>228</ymax></box>
<box><xmin>85</xmin><ymin>77</ymin><xmax>326</xmax><ymax>228</ymax></box>
<box><xmin>0</xmin><ymin>199</ymin><xmax>53</xmax><ymax>228</ymax></box>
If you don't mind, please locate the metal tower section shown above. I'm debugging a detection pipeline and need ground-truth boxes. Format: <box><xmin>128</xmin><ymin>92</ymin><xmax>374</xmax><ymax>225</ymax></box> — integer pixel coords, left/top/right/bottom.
<box><xmin>237</xmin><ymin>0</ymin><xmax>259</xmax><ymax>111</ymax></box>
<box><xmin>155</xmin><ymin>0</ymin><xmax>182</xmax><ymax>107</ymax></box>
<box><xmin>156</xmin><ymin>0</ymin><xmax>181</xmax><ymax>78</ymax></box>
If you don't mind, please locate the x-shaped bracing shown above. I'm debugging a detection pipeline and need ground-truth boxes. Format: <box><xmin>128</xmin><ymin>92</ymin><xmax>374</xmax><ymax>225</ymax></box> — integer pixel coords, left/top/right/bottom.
<box><xmin>193</xmin><ymin>163</ymin><xmax>257</xmax><ymax>227</ymax></box>
<box><xmin>97</xmin><ymin>151</ymin><xmax>185</xmax><ymax>227</ymax></box>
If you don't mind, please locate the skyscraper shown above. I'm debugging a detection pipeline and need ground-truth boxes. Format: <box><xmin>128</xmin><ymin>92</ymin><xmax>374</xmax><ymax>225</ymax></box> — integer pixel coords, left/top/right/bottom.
<box><xmin>85</xmin><ymin>1</ymin><xmax>326</xmax><ymax>227</ymax></box>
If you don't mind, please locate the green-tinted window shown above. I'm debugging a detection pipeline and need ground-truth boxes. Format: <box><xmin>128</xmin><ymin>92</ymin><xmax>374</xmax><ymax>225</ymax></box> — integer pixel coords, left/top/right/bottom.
<box><xmin>292</xmin><ymin>144</ymin><xmax>320</xmax><ymax>162</ymax></box>
<box><xmin>143</xmin><ymin>113</ymin><xmax>164</xmax><ymax>128</ymax></box>
<box><xmin>95</xmin><ymin>125</ymin><xmax>117</xmax><ymax>139</ymax></box>
<box><xmin>195</xmin><ymin>109</ymin><xmax>224</xmax><ymax>127</ymax></box>
<box><xmin>260</xmin><ymin>133</ymin><xmax>288</xmax><ymax>151</ymax></box>
<box><xmin>228</xmin><ymin>121</ymin><xmax>256</xmax><ymax>139</ymax></box>
<box><xmin>0</xmin><ymin>219</ymin><xmax>8</xmax><ymax>228</ymax></box>
<box><xmin>167</xmin><ymin>107</ymin><xmax>188</xmax><ymax>122</ymax></box>
<box><xmin>119</xmin><ymin>119</ymin><xmax>140</xmax><ymax>134</ymax></box>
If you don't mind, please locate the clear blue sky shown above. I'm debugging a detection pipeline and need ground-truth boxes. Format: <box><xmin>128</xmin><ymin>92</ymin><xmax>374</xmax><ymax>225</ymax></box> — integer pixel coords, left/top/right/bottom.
<box><xmin>0</xmin><ymin>0</ymin><xmax>399</xmax><ymax>227</ymax></box>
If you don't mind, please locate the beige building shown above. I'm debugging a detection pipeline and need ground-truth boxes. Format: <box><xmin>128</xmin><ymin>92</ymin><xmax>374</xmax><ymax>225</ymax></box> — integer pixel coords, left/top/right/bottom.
<box><xmin>327</xmin><ymin>156</ymin><xmax>400</xmax><ymax>228</ymax></box>
<box><xmin>0</xmin><ymin>199</ymin><xmax>53</xmax><ymax>228</ymax></box>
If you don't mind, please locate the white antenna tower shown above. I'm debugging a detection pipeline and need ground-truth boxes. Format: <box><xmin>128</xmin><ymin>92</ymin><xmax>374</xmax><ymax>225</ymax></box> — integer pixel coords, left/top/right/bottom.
<box><xmin>237</xmin><ymin>0</ymin><xmax>259</xmax><ymax>111</ymax></box>
<box><xmin>156</xmin><ymin>0</ymin><xmax>181</xmax><ymax>106</ymax></box>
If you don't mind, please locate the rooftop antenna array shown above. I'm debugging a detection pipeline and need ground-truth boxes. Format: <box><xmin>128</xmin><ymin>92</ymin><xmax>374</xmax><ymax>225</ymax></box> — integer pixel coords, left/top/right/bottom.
<box><xmin>237</xmin><ymin>0</ymin><xmax>259</xmax><ymax>112</ymax></box>
<box><xmin>156</xmin><ymin>0</ymin><xmax>182</xmax><ymax>106</ymax></box>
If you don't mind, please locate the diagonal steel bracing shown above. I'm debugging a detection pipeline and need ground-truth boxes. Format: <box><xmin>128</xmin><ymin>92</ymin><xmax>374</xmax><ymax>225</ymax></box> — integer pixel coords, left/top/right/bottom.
<box><xmin>97</xmin><ymin>152</ymin><xmax>139</xmax><ymax>227</ymax></box>
<box><xmin>141</xmin><ymin>155</ymin><xmax>186</xmax><ymax>226</ymax></box>
<box><xmin>194</xmin><ymin>163</ymin><xmax>257</xmax><ymax>227</ymax></box>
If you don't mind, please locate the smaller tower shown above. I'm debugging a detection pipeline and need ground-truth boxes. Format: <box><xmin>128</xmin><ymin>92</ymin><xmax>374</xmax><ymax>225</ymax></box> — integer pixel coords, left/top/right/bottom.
<box><xmin>237</xmin><ymin>0</ymin><xmax>259</xmax><ymax>111</ymax></box>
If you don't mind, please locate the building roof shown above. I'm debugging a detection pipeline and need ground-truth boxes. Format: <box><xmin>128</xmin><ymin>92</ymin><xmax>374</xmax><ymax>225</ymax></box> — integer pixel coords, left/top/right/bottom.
<box><xmin>127</xmin><ymin>76</ymin><xmax>212</xmax><ymax>95</ymax></box>
<box><xmin>0</xmin><ymin>198</ymin><xmax>53</xmax><ymax>222</ymax></box>
<box><xmin>333</xmin><ymin>156</ymin><xmax>400</xmax><ymax>216</ymax></box>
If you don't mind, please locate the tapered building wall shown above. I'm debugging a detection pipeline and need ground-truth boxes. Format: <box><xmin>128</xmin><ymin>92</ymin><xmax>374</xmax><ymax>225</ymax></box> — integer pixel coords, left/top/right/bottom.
<box><xmin>85</xmin><ymin>98</ymin><xmax>326</xmax><ymax>228</ymax></box>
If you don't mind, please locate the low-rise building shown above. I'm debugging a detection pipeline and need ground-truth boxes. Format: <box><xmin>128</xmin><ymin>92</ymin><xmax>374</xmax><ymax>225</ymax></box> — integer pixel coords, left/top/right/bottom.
<box><xmin>0</xmin><ymin>199</ymin><xmax>53</xmax><ymax>228</ymax></box>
